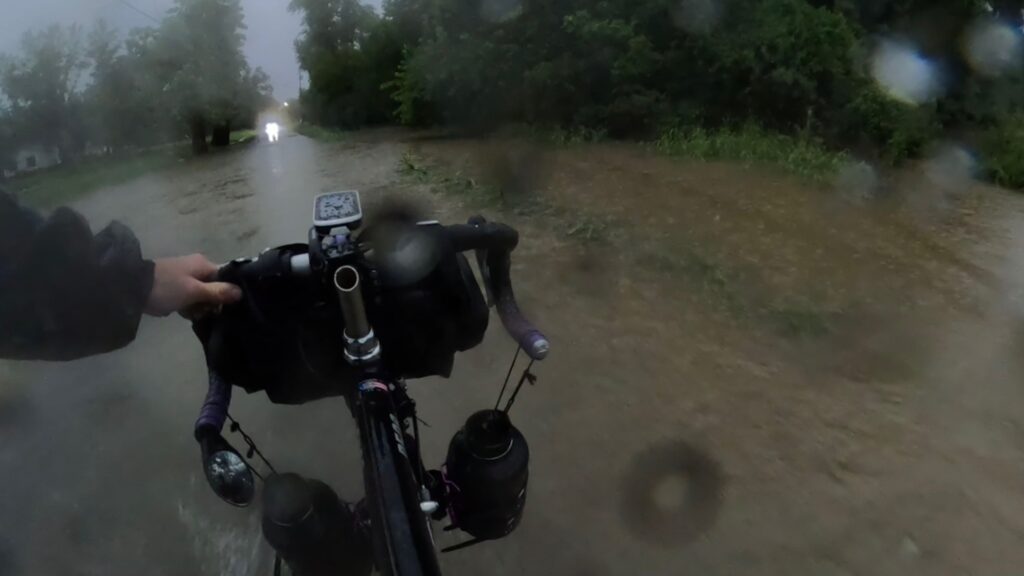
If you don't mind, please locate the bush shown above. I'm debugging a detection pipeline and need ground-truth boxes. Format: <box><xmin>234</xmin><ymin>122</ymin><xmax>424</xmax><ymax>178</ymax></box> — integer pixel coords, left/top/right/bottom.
<box><xmin>385</xmin><ymin>50</ymin><xmax>434</xmax><ymax>126</ymax></box>
<box><xmin>699</xmin><ymin>0</ymin><xmax>863</xmax><ymax>131</ymax></box>
<box><xmin>291</xmin><ymin>0</ymin><xmax>1024</xmax><ymax>184</ymax></box>
<box><xmin>842</xmin><ymin>86</ymin><xmax>940</xmax><ymax>165</ymax></box>
<box><xmin>982</xmin><ymin>113</ymin><xmax>1024</xmax><ymax>190</ymax></box>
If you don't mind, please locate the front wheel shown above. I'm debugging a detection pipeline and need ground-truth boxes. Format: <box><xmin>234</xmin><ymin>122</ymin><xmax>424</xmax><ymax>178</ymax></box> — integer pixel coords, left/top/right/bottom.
<box><xmin>356</xmin><ymin>381</ymin><xmax>442</xmax><ymax>576</ymax></box>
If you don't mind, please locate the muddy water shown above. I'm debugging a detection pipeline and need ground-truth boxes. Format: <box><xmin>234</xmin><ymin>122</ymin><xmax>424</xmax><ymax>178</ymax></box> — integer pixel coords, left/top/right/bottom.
<box><xmin>3</xmin><ymin>132</ymin><xmax>1024</xmax><ymax>575</ymax></box>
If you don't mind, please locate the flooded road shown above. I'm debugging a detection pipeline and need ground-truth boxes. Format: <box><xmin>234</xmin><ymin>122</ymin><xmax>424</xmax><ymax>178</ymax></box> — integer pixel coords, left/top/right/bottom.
<box><xmin>5</xmin><ymin>132</ymin><xmax>1024</xmax><ymax>575</ymax></box>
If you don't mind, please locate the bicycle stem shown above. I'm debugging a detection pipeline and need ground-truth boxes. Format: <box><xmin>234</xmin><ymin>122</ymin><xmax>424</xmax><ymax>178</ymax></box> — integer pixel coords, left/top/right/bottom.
<box><xmin>334</xmin><ymin>265</ymin><xmax>381</xmax><ymax>365</ymax></box>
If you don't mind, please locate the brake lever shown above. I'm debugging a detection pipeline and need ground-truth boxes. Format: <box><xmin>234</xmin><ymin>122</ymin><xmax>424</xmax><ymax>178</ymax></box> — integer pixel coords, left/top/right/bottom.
<box><xmin>467</xmin><ymin>215</ymin><xmax>497</xmax><ymax>307</ymax></box>
<box><xmin>475</xmin><ymin>248</ymin><xmax>495</xmax><ymax>308</ymax></box>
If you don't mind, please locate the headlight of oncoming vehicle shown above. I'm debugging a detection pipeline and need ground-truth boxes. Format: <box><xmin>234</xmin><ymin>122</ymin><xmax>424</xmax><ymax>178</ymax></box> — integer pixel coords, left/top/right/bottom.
<box><xmin>265</xmin><ymin>122</ymin><xmax>281</xmax><ymax>142</ymax></box>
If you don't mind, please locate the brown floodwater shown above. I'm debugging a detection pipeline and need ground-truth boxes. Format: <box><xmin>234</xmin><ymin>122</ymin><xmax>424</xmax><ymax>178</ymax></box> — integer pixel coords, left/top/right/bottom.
<box><xmin>3</xmin><ymin>130</ymin><xmax>1024</xmax><ymax>575</ymax></box>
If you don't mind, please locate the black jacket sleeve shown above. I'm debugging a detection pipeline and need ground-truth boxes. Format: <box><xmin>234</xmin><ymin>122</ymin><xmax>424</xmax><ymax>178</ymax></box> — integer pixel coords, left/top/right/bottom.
<box><xmin>0</xmin><ymin>188</ymin><xmax>155</xmax><ymax>360</ymax></box>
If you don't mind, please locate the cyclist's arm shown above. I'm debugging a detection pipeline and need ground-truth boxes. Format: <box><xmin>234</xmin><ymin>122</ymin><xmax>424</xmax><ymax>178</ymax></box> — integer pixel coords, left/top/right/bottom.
<box><xmin>0</xmin><ymin>188</ymin><xmax>157</xmax><ymax>360</ymax></box>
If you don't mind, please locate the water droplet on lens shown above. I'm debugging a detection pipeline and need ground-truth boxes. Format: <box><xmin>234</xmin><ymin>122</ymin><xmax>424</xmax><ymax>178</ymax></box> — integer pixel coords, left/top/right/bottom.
<box><xmin>870</xmin><ymin>40</ymin><xmax>942</xmax><ymax>105</ymax></box>
<box><xmin>672</xmin><ymin>0</ymin><xmax>723</xmax><ymax>35</ymax></box>
<box><xmin>923</xmin><ymin>143</ymin><xmax>976</xmax><ymax>195</ymax></box>
<box><xmin>964</xmin><ymin>18</ymin><xmax>1023</xmax><ymax>77</ymax></box>
<box><xmin>480</xmin><ymin>0</ymin><xmax>522</xmax><ymax>23</ymax></box>
<box><xmin>836</xmin><ymin>161</ymin><xmax>879</xmax><ymax>202</ymax></box>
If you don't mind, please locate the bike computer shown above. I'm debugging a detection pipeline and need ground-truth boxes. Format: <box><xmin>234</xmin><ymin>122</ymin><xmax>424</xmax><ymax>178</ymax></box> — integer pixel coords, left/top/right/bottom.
<box><xmin>314</xmin><ymin>191</ymin><xmax>363</xmax><ymax>230</ymax></box>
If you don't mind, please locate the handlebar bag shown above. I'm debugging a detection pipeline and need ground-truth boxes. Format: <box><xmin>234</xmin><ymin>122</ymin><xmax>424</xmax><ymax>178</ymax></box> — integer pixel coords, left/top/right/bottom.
<box><xmin>367</xmin><ymin>223</ymin><xmax>489</xmax><ymax>380</ymax></box>
<box><xmin>197</xmin><ymin>235</ymin><xmax>488</xmax><ymax>406</ymax></box>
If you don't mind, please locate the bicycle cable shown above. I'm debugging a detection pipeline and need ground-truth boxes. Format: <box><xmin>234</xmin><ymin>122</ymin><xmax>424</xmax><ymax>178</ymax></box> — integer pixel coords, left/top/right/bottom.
<box><xmin>227</xmin><ymin>413</ymin><xmax>278</xmax><ymax>479</ymax></box>
<box><xmin>494</xmin><ymin>345</ymin><xmax>522</xmax><ymax>410</ymax></box>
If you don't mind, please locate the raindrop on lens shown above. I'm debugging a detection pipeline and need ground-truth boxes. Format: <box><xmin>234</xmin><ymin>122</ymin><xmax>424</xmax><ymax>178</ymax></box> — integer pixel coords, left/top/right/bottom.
<box><xmin>964</xmin><ymin>19</ymin><xmax>1023</xmax><ymax>77</ymax></box>
<box><xmin>480</xmin><ymin>0</ymin><xmax>522</xmax><ymax>23</ymax></box>
<box><xmin>836</xmin><ymin>161</ymin><xmax>879</xmax><ymax>202</ymax></box>
<box><xmin>870</xmin><ymin>40</ymin><xmax>942</xmax><ymax>105</ymax></box>
<box><xmin>924</xmin><ymin>143</ymin><xmax>976</xmax><ymax>195</ymax></box>
<box><xmin>672</xmin><ymin>0</ymin><xmax>723</xmax><ymax>35</ymax></box>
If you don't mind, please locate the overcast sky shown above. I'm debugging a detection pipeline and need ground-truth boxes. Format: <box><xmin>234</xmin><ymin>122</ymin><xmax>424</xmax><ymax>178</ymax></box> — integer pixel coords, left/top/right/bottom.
<box><xmin>0</xmin><ymin>0</ymin><xmax>381</xmax><ymax>100</ymax></box>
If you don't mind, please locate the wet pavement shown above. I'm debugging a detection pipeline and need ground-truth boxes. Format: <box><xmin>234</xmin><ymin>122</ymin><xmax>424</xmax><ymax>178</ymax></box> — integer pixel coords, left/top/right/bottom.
<box><xmin>0</xmin><ymin>134</ymin><xmax>410</xmax><ymax>575</ymax></box>
<box><xmin>5</xmin><ymin>132</ymin><xmax>1024</xmax><ymax>575</ymax></box>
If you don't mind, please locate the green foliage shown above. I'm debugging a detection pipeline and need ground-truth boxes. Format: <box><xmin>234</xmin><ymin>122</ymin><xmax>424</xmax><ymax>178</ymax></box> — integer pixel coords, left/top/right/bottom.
<box><xmin>0</xmin><ymin>24</ymin><xmax>89</xmax><ymax>159</ymax></box>
<box><xmin>158</xmin><ymin>0</ymin><xmax>273</xmax><ymax>149</ymax></box>
<box><xmin>656</xmin><ymin>124</ymin><xmax>847</xmax><ymax>182</ymax></box>
<box><xmin>0</xmin><ymin>108</ymin><xmax>17</xmax><ymax>171</ymax></box>
<box><xmin>291</xmin><ymin>0</ymin><xmax>1024</xmax><ymax>184</ymax></box>
<box><xmin>291</xmin><ymin>0</ymin><xmax>402</xmax><ymax>128</ymax></box>
<box><xmin>540</xmin><ymin>126</ymin><xmax>609</xmax><ymax>146</ymax></box>
<box><xmin>384</xmin><ymin>51</ymin><xmax>432</xmax><ymax>126</ymax></box>
<box><xmin>981</xmin><ymin>113</ymin><xmax>1024</xmax><ymax>189</ymax></box>
<box><xmin>0</xmin><ymin>2</ymin><xmax>272</xmax><ymax>159</ymax></box>
<box><xmin>399</xmin><ymin>151</ymin><xmax>501</xmax><ymax>205</ymax></box>
<box><xmin>696</xmin><ymin>0</ymin><xmax>862</xmax><ymax>130</ymax></box>
<box><xmin>229</xmin><ymin>129</ymin><xmax>258</xmax><ymax>144</ymax></box>
<box><xmin>842</xmin><ymin>86</ymin><xmax>940</xmax><ymax>164</ymax></box>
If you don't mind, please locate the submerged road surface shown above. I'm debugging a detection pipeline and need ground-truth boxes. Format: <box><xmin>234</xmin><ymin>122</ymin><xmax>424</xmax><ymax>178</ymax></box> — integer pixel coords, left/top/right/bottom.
<box><xmin>7</xmin><ymin>132</ymin><xmax>1024</xmax><ymax>575</ymax></box>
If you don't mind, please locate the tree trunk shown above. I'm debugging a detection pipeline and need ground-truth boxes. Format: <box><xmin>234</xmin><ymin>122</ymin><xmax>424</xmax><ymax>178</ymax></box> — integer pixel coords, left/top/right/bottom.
<box><xmin>211</xmin><ymin>122</ymin><xmax>231</xmax><ymax>148</ymax></box>
<box><xmin>190</xmin><ymin>116</ymin><xmax>209</xmax><ymax>155</ymax></box>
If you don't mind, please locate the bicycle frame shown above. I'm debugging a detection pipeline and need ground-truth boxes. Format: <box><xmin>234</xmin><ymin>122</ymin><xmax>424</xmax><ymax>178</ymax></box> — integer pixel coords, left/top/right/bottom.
<box><xmin>340</xmin><ymin>259</ymin><xmax>443</xmax><ymax>576</ymax></box>
<box><xmin>354</xmin><ymin>379</ymin><xmax>442</xmax><ymax>576</ymax></box>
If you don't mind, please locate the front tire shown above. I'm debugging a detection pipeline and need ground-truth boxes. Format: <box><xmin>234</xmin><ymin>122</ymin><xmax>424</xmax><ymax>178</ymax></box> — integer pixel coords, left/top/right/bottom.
<box><xmin>358</xmin><ymin>389</ymin><xmax>441</xmax><ymax>576</ymax></box>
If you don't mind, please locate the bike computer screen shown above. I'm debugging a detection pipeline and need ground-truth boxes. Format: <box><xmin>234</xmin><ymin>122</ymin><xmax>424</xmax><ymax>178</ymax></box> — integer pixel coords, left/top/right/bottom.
<box><xmin>314</xmin><ymin>191</ymin><xmax>363</xmax><ymax>228</ymax></box>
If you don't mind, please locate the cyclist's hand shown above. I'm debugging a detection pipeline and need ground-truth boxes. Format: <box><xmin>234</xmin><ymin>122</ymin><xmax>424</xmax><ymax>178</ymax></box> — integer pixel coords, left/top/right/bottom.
<box><xmin>145</xmin><ymin>255</ymin><xmax>242</xmax><ymax>317</ymax></box>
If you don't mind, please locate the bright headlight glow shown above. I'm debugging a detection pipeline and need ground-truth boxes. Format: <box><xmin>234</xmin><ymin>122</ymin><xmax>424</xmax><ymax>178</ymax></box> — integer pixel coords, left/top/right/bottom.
<box><xmin>265</xmin><ymin>122</ymin><xmax>281</xmax><ymax>143</ymax></box>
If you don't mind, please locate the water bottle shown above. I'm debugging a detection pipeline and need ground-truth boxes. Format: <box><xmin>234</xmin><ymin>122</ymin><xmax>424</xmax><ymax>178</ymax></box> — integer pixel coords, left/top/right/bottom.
<box><xmin>261</xmin><ymin>473</ymin><xmax>371</xmax><ymax>576</ymax></box>
<box><xmin>444</xmin><ymin>410</ymin><xmax>530</xmax><ymax>539</ymax></box>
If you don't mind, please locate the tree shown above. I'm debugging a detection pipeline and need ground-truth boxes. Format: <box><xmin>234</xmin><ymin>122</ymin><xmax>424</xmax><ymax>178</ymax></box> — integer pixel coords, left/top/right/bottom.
<box><xmin>0</xmin><ymin>107</ymin><xmax>17</xmax><ymax>174</ymax></box>
<box><xmin>290</xmin><ymin>0</ymin><xmax>401</xmax><ymax>127</ymax></box>
<box><xmin>155</xmin><ymin>0</ymin><xmax>263</xmax><ymax>153</ymax></box>
<box><xmin>0</xmin><ymin>24</ymin><xmax>88</xmax><ymax>161</ymax></box>
<box><xmin>84</xmin><ymin>20</ymin><xmax>133</xmax><ymax>151</ymax></box>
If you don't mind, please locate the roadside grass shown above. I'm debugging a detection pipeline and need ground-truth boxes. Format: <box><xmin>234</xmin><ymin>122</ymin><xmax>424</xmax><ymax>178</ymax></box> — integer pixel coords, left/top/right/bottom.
<box><xmin>401</xmin><ymin>150</ymin><xmax>615</xmax><ymax>243</ymax></box>
<box><xmin>399</xmin><ymin>149</ymin><xmax>836</xmax><ymax>338</ymax></box>
<box><xmin>655</xmin><ymin>124</ymin><xmax>847</xmax><ymax>183</ymax></box>
<box><xmin>295</xmin><ymin>123</ymin><xmax>347</xmax><ymax>141</ymax></box>
<box><xmin>230</xmin><ymin>129</ymin><xmax>259</xmax><ymax>144</ymax></box>
<box><xmin>537</xmin><ymin>126</ymin><xmax>608</xmax><ymax>147</ymax></box>
<box><xmin>6</xmin><ymin>150</ymin><xmax>183</xmax><ymax>209</ymax></box>
<box><xmin>400</xmin><ymin>151</ymin><xmax>503</xmax><ymax>206</ymax></box>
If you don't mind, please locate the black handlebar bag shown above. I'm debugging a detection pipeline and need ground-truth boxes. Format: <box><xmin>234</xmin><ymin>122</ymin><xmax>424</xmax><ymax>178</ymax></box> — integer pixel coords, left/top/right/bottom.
<box><xmin>195</xmin><ymin>235</ymin><xmax>488</xmax><ymax>405</ymax></box>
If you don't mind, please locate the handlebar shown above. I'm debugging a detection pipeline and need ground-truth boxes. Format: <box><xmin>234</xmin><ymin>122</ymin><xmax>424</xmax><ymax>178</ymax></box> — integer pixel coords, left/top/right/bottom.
<box><xmin>445</xmin><ymin>217</ymin><xmax>549</xmax><ymax>361</ymax></box>
<box><xmin>195</xmin><ymin>370</ymin><xmax>232</xmax><ymax>440</ymax></box>
<box><xmin>192</xmin><ymin>216</ymin><xmax>548</xmax><ymax>439</ymax></box>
